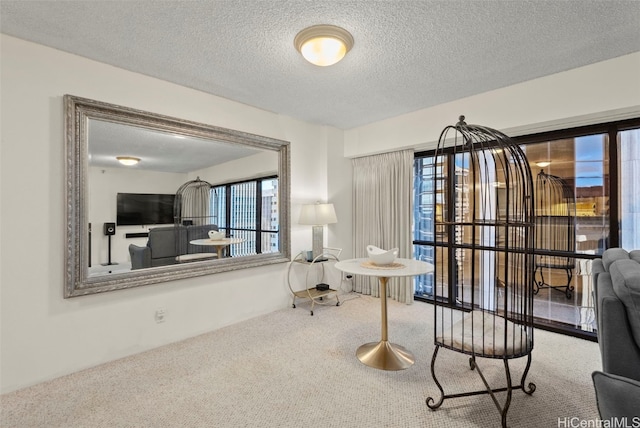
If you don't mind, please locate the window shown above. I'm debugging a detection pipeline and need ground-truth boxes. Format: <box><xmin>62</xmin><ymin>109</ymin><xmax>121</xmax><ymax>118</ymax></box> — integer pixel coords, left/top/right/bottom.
<box><xmin>210</xmin><ymin>176</ymin><xmax>279</xmax><ymax>256</ymax></box>
<box><xmin>526</xmin><ymin>134</ymin><xmax>610</xmax><ymax>255</ymax></box>
<box><xmin>620</xmin><ymin>128</ymin><xmax>640</xmax><ymax>249</ymax></box>
<box><xmin>413</xmin><ymin>156</ymin><xmax>436</xmax><ymax>297</ymax></box>
<box><xmin>413</xmin><ymin>118</ymin><xmax>640</xmax><ymax>338</ymax></box>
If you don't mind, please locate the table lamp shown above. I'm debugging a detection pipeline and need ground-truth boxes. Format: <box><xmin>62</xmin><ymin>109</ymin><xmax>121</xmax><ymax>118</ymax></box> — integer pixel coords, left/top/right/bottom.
<box><xmin>299</xmin><ymin>202</ymin><xmax>337</xmax><ymax>260</ymax></box>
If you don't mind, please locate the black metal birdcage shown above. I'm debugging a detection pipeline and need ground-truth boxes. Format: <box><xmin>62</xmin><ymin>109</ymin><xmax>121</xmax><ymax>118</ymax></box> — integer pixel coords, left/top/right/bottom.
<box><xmin>425</xmin><ymin>116</ymin><xmax>536</xmax><ymax>427</ymax></box>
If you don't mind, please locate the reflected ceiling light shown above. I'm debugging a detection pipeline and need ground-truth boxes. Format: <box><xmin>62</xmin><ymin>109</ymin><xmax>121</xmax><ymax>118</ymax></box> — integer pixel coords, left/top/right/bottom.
<box><xmin>116</xmin><ymin>156</ymin><xmax>140</xmax><ymax>166</ymax></box>
<box><xmin>294</xmin><ymin>24</ymin><xmax>354</xmax><ymax>66</ymax></box>
<box><xmin>535</xmin><ymin>161</ymin><xmax>551</xmax><ymax>168</ymax></box>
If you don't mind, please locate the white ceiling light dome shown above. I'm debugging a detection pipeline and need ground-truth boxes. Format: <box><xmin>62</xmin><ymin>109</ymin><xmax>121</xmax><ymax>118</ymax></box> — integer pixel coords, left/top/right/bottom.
<box><xmin>116</xmin><ymin>156</ymin><xmax>140</xmax><ymax>166</ymax></box>
<box><xmin>294</xmin><ymin>24</ymin><xmax>354</xmax><ymax>67</ymax></box>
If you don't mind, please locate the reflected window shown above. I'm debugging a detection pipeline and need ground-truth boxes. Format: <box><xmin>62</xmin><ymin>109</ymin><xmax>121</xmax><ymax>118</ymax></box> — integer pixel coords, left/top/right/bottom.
<box><xmin>210</xmin><ymin>176</ymin><xmax>279</xmax><ymax>256</ymax></box>
<box><xmin>525</xmin><ymin>134</ymin><xmax>610</xmax><ymax>255</ymax></box>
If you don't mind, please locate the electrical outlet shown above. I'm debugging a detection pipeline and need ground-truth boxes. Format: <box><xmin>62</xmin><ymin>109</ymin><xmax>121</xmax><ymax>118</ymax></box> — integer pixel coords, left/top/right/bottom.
<box><xmin>155</xmin><ymin>308</ymin><xmax>166</xmax><ymax>323</ymax></box>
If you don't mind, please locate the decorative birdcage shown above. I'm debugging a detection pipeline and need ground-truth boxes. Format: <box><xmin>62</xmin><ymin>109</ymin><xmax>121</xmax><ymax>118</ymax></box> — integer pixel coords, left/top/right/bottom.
<box><xmin>173</xmin><ymin>177</ymin><xmax>219</xmax><ymax>258</ymax></box>
<box><xmin>534</xmin><ymin>170</ymin><xmax>576</xmax><ymax>298</ymax></box>
<box><xmin>174</xmin><ymin>177</ymin><xmax>214</xmax><ymax>227</ymax></box>
<box><xmin>425</xmin><ymin>116</ymin><xmax>536</xmax><ymax>427</ymax></box>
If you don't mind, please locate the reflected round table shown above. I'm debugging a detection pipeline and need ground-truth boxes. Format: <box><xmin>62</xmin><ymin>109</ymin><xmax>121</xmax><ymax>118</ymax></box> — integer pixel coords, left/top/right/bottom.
<box><xmin>334</xmin><ymin>258</ymin><xmax>434</xmax><ymax>371</ymax></box>
<box><xmin>190</xmin><ymin>237</ymin><xmax>244</xmax><ymax>258</ymax></box>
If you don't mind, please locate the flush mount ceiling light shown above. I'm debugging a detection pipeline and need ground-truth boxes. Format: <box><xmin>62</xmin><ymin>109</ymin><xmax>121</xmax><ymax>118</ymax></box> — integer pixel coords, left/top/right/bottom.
<box><xmin>294</xmin><ymin>24</ymin><xmax>354</xmax><ymax>66</ymax></box>
<box><xmin>536</xmin><ymin>161</ymin><xmax>551</xmax><ymax>168</ymax></box>
<box><xmin>116</xmin><ymin>156</ymin><xmax>140</xmax><ymax>166</ymax></box>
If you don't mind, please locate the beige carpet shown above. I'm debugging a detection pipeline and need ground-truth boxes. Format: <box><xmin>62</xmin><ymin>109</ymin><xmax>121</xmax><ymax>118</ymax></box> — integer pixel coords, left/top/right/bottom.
<box><xmin>0</xmin><ymin>294</ymin><xmax>601</xmax><ymax>427</ymax></box>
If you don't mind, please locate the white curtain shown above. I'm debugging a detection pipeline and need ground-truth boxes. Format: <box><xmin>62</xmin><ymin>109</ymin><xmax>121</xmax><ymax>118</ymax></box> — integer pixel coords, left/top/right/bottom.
<box><xmin>352</xmin><ymin>149</ymin><xmax>414</xmax><ymax>304</ymax></box>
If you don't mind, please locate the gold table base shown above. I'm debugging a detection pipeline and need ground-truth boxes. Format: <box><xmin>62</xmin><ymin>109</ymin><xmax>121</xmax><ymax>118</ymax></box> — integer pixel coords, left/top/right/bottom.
<box><xmin>356</xmin><ymin>340</ymin><xmax>415</xmax><ymax>371</ymax></box>
<box><xmin>356</xmin><ymin>276</ymin><xmax>415</xmax><ymax>371</ymax></box>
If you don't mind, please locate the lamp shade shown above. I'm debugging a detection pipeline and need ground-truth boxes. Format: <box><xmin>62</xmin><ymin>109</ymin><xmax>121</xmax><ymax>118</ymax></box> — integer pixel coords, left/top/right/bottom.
<box><xmin>299</xmin><ymin>203</ymin><xmax>337</xmax><ymax>225</ymax></box>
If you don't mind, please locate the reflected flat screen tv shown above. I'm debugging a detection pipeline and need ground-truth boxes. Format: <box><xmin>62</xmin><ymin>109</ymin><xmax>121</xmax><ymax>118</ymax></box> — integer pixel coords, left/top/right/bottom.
<box><xmin>117</xmin><ymin>193</ymin><xmax>175</xmax><ymax>226</ymax></box>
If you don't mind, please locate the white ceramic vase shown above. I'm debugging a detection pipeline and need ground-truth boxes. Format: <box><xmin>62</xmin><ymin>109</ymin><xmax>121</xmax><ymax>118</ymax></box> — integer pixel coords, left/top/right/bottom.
<box><xmin>208</xmin><ymin>230</ymin><xmax>225</xmax><ymax>240</ymax></box>
<box><xmin>366</xmin><ymin>245</ymin><xmax>398</xmax><ymax>265</ymax></box>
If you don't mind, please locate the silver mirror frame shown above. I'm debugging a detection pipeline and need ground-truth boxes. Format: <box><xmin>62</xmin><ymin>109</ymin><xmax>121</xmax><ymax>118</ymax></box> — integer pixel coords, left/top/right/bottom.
<box><xmin>64</xmin><ymin>95</ymin><xmax>291</xmax><ymax>298</ymax></box>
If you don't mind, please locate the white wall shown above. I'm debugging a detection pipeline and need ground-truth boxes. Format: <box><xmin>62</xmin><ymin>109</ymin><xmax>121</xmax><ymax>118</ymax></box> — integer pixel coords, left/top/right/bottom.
<box><xmin>194</xmin><ymin>150</ymin><xmax>278</xmax><ymax>185</ymax></box>
<box><xmin>344</xmin><ymin>52</ymin><xmax>640</xmax><ymax>158</ymax></box>
<box><xmin>0</xmin><ymin>35</ymin><xmax>339</xmax><ymax>393</ymax></box>
<box><xmin>326</xmin><ymin>126</ymin><xmax>353</xmax><ymax>260</ymax></box>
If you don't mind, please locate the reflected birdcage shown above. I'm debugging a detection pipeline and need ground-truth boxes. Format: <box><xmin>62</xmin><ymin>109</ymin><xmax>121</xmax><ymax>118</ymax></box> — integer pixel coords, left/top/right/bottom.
<box><xmin>426</xmin><ymin>116</ymin><xmax>536</xmax><ymax>427</ymax></box>
<box><xmin>173</xmin><ymin>177</ymin><xmax>220</xmax><ymax>259</ymax></box>
<box><xmin>175</xmin><ymin>177</ymin><xmax>213</xmax><ymax>227</ymax></box>
<box><xmin>534</xmin><ymin>170</ymin><xmax>576</xmax><ymax>298</ymax></box>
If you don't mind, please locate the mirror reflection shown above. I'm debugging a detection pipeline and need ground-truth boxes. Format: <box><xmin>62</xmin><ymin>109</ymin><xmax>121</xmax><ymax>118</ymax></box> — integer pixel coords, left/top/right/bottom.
<box><xmin>65</xmin><ymin>95</ymin><xmax>290</xmax><ymax>297</ymax></box>
<box><xmin>88</xmin><ymin>119</ymin><xmax>279</xmax><ymax>274</ymax></box>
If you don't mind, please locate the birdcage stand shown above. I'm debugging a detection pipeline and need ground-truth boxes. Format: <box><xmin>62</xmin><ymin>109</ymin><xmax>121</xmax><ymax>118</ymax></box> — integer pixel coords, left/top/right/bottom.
<box><xmin>534</xmin><ymin>263</ymin><xmax>574</xmax><ymax>298</ymax></box>
<box><xmin>427</xmin><ymin>346</ymin><xmax>536</xmax><ymax>428</ymax></box>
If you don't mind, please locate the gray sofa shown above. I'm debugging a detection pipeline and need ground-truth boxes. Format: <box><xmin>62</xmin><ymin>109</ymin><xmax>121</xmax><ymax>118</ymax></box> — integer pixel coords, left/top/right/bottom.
<box><xmin>129</xmin><ymin>224</ymin><xmax>219</xmax><ymax>269</ymax></box>
<box><xmin>591</xmin><ymin>248</ymin><xmax>640</xmax><ymax>419</ymax></box>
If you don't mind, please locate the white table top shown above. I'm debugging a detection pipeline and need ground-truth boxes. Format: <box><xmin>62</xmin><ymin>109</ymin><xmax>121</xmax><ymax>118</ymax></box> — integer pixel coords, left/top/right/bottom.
<box><xmin>190</xmin><ymin>237</ymin><xmax>244</xmax><ymax>246</ymax></box>
<box><xmin>334</xmin><ymin>258</ymin><xmax>433</xmax><ymax>277</ymax></box>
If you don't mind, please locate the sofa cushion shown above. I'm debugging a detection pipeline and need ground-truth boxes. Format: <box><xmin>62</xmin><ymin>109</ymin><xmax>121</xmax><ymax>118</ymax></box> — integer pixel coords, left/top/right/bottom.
<box><xmin>610</xmin><ymin>259</ymin><xmax>640</xmax><ymax>349</ymax></box>
<box><xmin>129</xmin><ymin>244</ymin><xmax>151</xmax><ymax>269</ymax></box>
<box><xmin>602</xmin><ymin>248</ymin><xmax>630</xmax><ymax>271</ymax></box>
<box><xmin>596</xmin><ymin>270</ymin><xmax>640</xmax><ymax>380</ymax></box>
<box><xmin>148</xmin><ymin>226</ymin><xmax>187</xmax><ymax>258</ymax></box>
<box><xmin>629</xmin><ymin>250</ymin><xmax>640</xmax><ymax>264</ymax></box>
<box><xmin>435</xmin><ymin>310</ymin><xmax>530</xmax><ymax>357</ymax></box>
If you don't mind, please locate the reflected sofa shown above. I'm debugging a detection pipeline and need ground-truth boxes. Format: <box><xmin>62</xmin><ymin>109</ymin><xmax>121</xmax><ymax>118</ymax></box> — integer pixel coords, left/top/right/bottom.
<box><xmin>591</xmin><ymin>248</ymin><xmax>640</xmax><ymax>419</ymax></box>
<box><xmin>128</xmin><ymin>224</ymin><xmax>219</xmax><ymax>269</ymax></box>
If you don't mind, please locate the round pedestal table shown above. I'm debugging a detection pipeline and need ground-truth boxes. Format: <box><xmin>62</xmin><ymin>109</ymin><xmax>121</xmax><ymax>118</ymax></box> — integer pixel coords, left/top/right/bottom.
<box><xmin>334</xmin><ymin>258</ymin><xmax>433</xmax><ymax>371</ymax></box>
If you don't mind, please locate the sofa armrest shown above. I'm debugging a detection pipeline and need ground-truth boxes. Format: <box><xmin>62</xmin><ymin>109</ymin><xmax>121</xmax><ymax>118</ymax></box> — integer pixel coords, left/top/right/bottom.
<box><xmin>129</xmin><ymin>244</ymin><xmax>151</xmax><ymax>270</ymax></box>
<box><xmin>592</xmin><ymin>371</ymin><xmax>640</xmax><ymax>419</ymax></box>
<box><xmin>592</xmin><ymin>259</ymin><xmax>605</xmax><ymax>319</ymax></box>
<box><xmin>596</xmin><ymin>272</ymin><xmax>640</xmax><ymax>381</ymax></box>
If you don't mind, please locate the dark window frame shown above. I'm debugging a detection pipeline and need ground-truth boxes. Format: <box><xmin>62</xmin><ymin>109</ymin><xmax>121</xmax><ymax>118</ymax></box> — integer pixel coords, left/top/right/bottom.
<box><xmin>210</xmin><ymin>174</ymin><xmax>279</xmax><ymax>255</ymax></box>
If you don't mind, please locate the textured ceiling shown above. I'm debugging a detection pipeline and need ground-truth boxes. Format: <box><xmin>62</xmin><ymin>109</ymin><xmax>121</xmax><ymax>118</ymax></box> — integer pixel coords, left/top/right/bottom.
<box><xmin>1</xmin><ymin>0</ymin><xmax>639</xmax><ymax>130</ymax></box>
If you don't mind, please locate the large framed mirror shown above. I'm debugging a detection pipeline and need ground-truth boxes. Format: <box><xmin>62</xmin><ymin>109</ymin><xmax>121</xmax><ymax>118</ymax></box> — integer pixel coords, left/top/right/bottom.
<box><xmin>65</xmin><ymin>95</ymin><xmax>290</xmax><ymax>298</ymax></box>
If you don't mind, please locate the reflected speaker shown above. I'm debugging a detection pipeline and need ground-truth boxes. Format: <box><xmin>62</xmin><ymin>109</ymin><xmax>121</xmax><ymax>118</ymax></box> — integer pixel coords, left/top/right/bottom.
<box><xmin>104</xmin><ymin>222</ymin><xmax>116</xmax><ymax>236</ymax></box>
